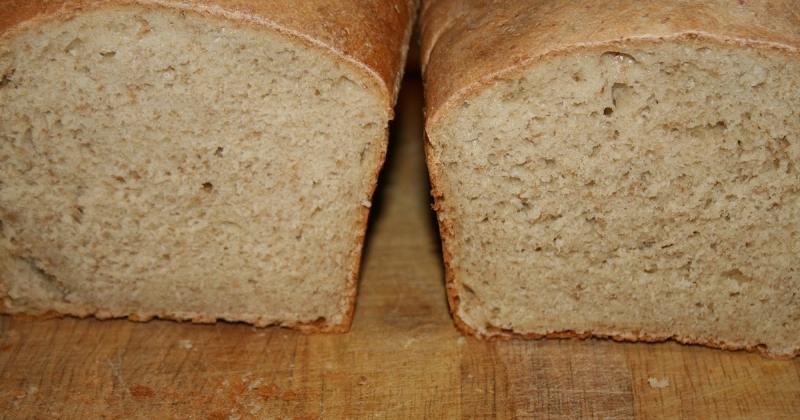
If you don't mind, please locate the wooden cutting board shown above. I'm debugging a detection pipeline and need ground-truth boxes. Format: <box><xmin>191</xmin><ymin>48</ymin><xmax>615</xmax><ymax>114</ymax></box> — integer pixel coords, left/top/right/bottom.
<box><xmin>1</xmin><ymin>79</ymin><xmax>798</xmax><ymax>419</ymax></box>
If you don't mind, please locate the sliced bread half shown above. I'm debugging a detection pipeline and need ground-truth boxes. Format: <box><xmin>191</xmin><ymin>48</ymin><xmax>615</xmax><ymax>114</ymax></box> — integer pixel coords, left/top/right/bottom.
<box><xmin>421</xmin><ymin>0</ymin><xmax>800</xmax><ymax>357</ymax></box>
<box><xmin>0</xmin><ymin>0</ymin><xmax>416</xmax><ymax>331</ymax></box>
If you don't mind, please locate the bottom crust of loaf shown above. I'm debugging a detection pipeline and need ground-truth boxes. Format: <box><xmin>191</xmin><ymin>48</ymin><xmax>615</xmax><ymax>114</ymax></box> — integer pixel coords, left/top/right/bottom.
<box><xmin>0</xmin><ymin>306</ymin><xmax>352</xmax><ymax>333</ymax></box>
<box><xmin>453</xmin><ymin>320</ymin><xmax>799</xmax><ymax>360</ymax></box>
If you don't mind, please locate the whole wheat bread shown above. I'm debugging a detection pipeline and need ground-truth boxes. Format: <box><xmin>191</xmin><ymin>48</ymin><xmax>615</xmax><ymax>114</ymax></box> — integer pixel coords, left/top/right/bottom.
<box><xmin>0</xmin><ymin>0</ymin><xmax>416</xmax><ymax>331</ymax></box>
<box><xmin>421</xmin><ymin>0</ymin><xmax>800</xmax><ymax>357</ymax></box>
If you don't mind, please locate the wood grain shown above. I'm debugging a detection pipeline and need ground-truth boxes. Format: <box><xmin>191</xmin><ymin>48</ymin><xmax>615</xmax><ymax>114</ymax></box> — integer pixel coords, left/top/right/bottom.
<box><xmin>0</xmin><ymin>78</ymin><xmax>798</xmax><ymax>419</ymax></box>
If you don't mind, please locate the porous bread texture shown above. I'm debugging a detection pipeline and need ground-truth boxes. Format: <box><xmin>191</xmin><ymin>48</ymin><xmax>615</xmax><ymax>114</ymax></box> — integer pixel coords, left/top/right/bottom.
<box><xmin>0</xmin><ymin>4</ymin><xmax>389</xmax><ymax>330</ymax></box>
<box><xmin>427</xmin><ymin>37</ymin><xmax>800</xmax><ymax>357</ymax></box>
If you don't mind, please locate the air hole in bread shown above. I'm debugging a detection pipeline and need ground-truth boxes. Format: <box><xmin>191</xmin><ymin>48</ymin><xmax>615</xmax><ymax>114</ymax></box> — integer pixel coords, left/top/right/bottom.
<box><xmin>0</xmin><ymin>68</ymin><xmax>14</xmax><ymax>88</ymax></box>
<box><xmin>601</xmin><ymin>51</ymin><xmax>638</xmax><ymax>65</ymax></box>
<box><xmin>64</xmin><ymin>37</ymin><xmax>83</xmax><ymax>55</ymax></box>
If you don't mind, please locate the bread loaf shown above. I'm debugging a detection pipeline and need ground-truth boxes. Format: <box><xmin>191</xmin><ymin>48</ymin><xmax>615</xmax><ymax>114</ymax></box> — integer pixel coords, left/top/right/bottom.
<box><xmin>0</xmin><ymin>0</ymin><xmax>416</xmax><ymax>331</ymax></box>
<box><xmin>421</xmin><ymin>0</ymin><xmax>800</xmax><ymax>357</ymax></box>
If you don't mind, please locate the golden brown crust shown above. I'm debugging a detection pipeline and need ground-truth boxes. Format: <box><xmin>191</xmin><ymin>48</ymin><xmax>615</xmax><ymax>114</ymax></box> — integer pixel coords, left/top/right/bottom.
<box><xmin>0</xmin><ymin>0</ymin><xmax>418</xmax><ymax>113</ymax></box>
<box><xmin>465</xmin><ymin>323</ymin><xmax>800</xmax><ymax>360</ymax></box>
<box><xmin>337</xmin><ymin>126</ymin><xmax>392</xmax><ymax>332</ymax></box>
<box><xmin>420</xmin><ymin>0</ymin><xmax>800</xmax><ymax>126</ymax></box>
<box><xmin>421</xmin><ymin>0</ymin><xmax>800</xmax><ymax>358</ymax></box>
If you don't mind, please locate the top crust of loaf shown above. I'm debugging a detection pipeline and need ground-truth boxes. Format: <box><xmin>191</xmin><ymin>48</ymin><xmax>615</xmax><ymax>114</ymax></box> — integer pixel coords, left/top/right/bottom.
<box><xmin>420</xmin><ymin>0</ymin><xmax>800</xmax><ymax>126</ymax></box>
<box><xmin>0</xmin><ymin>0</ymin><xmax>418</xmax><ymax>114</ymax></box>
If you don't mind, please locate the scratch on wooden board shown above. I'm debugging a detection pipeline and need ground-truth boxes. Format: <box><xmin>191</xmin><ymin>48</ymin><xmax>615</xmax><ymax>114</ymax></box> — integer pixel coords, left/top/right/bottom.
<box><xmin>107</xmin><ymin>356</ymin><xmax>127</xmax><ymax>393</ymax></box>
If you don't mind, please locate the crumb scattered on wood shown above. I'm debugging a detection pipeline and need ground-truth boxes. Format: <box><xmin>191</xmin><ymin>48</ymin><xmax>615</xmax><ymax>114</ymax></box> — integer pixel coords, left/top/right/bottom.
<box><xmin>648</xmin><ymin>377</ymin><xmax>670</xmax><ymax>389</ymax></box>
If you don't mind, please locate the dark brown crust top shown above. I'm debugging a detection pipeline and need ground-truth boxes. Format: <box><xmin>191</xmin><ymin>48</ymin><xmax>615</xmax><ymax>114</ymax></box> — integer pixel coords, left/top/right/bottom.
<box><xmin>0</xmin><ymin>0</ymin><xmax>418</xmax><ymax>113</ymax></box>
<box><xmin>420</xmin><ymin>0</ymin><xmax>800</xmax><ymax>358</ymax></box>
<box><xmin>420</xmin><ymin>0</ymin><xmax>800</xmax><ymax>126</ymax></box>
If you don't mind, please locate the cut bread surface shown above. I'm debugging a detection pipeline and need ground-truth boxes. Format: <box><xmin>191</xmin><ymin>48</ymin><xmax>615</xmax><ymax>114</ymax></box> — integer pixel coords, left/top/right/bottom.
<box><xmin>0</xmin><ymin>4</ymin><xmax>391</xmax><ymax>330</ymax></box>
<box><xmin>426</xmin><ymin>37</ymin><xmax>800</xmax><ymax>357</ymax></box>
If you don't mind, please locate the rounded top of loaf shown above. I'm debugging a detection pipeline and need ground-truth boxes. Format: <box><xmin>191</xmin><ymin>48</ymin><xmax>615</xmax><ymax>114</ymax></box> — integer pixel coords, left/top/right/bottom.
<box><xmin>0</xmin><ymin>0</ymin><xmax>417</xmax><ymax>115</ymax></box>
<box><xmin>421</xmin><ymin>0</ymin><xmax>800</xmax><ymax>126</ymax></box>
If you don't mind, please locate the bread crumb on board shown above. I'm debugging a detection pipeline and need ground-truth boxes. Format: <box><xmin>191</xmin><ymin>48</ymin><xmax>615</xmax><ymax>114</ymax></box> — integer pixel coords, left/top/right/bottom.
<box><xmin>648</xmin><ymin>377</ymin><xmax>670</xmax><ymax>389</ymax></box>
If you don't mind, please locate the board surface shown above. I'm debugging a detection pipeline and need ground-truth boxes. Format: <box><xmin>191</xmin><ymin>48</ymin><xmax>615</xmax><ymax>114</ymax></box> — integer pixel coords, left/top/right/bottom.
<box><xmin>1</xmin><ymin>79</ymin><xmax>799</xmax><ymax>419</ymax></box>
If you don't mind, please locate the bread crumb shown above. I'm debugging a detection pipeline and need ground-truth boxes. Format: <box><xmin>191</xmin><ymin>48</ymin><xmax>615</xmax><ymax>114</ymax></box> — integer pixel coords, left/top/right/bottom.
<box><xmin>12</xmin><ymin>389</ymin><xmax>27</xmax><ymax>401</ymax></box>
<box><xmin>247</xmin><ymin>378</ymin><xmax>264</xmax><ymax>390</ymax></box>
<box><xmin>361</xmin><ymin>200</ymin><xmax>372</xmax><ymax>208</ymax></box>
<box><xmin>457</xmin><ymin>337</ymin><xmax>466</xmax><ymax>346</ymax></box>
<box><xmin>178</xmin><ymin>339</ymin><xmax>193</xmax><ymax>350</ymax></box>
<box><xmin>648</xmin><ymin>377</ymin><xmax>670</xmax><ymax>389</ymax></box>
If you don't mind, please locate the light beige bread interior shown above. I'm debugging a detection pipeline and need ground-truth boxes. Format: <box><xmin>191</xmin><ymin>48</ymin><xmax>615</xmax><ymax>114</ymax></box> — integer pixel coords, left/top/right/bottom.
<box><xmin>421</xmin><ymin>0</ymin><xmax>800</xmax><ymax>357</ymax></box>
<box><xmin>0</xmin><ymin>0</ymin><xmax>415</xmax><ymax>331</ymax></box>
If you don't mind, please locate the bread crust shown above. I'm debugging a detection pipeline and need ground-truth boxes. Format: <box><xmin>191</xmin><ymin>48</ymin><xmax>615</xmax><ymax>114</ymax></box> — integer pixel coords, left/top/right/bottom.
<box><xmin>2</xmin><ymin>307</ymin><xmax>351</xmax><ymax>333</ymax></box>
<box><xmin>0</xmin><ymin>0</ymin><xmax>417</xmax><ymax>114</ymax></box>
<box><xmin>0</xmin><ymin>0</ymin><xmax>418</xmax><ymax>333</ymax></box>
<box><xmin>421</xmin><ymin>0</ymin><xmax>800</xmax><ymax>127</ymax></box>
<box><xmin>421</xmin><ymin>0</ymin><xmax>800</xmax><ymax>358</ymax></box>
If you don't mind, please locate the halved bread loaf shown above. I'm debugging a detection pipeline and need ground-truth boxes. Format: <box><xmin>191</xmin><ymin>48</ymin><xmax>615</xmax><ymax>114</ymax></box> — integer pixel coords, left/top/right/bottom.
<box><xmin>0</xmin><ymin>0</ymin><xmax>416</xmax><ymax>331</ymax></box>
<box><xmin>421</xmin><ymin>0</ymin><xmax>800</xmax><ymax>357</ymax></box>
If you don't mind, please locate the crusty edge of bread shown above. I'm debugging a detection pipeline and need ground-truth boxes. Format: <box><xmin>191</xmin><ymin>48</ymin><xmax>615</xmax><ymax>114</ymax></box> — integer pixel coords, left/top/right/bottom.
<box><xmin>424</xmin><ymin>32</ymin><xmax>799</xmax><ymax>128</ymax></box>
<box><xmin>0</xmin><ymin>0</ymin><xmax>420</xmax><ymax>116</ymax></box>
<box><xmin>0</xmin><ymin>1</ymin><xmax>417</xmax><ymax>333</ymax></box>
<box><xmin>423</xmin><ymin>35</ymin><xmax>800</xmax><ymax>359</ymax></box>
<box><xmin>335</xmin><ymin>6</ymin><xmax>416</xmax><ymax>332</ymax></box>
